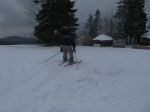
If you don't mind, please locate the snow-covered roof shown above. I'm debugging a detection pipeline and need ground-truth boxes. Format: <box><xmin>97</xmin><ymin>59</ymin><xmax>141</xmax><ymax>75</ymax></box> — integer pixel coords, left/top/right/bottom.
<box><xmin>141</xmin><ymin>30</ymin><xmax>150</xmax><ymax>39</ymax></box>
<box><xmin>93</xmin><ymin>34</ymin><xmax>113</xmax><ymax>41</ymax></box>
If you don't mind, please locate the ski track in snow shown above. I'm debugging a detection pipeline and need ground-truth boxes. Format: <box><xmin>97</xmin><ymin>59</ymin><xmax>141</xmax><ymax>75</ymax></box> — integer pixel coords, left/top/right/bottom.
<box><xmin>0</xmin><ymin>45</ymin><xmax>150</xmax><ymax>112</ymax></box>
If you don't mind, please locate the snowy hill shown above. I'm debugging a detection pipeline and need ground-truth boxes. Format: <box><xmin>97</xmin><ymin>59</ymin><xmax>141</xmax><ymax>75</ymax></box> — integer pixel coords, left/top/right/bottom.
<box><xmin>0</xmin><ymin>36</ymin><xmax>37</xmax><ymax>45</ymax></box>
<box><xmin>0</xmin><ymin>45</ymin><xmax>150</xmax><ymax>112</ymax></box>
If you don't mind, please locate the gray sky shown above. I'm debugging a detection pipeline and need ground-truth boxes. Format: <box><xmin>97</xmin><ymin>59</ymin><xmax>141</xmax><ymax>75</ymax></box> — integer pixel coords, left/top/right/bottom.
<box><xmin>0</xmin><ymin>0</ymin><xmax>149</xmax><ymax>37</ymax></box>
<box><xmin>75</xmin><ymin>0</ymin><xmax>118</xmax><ymax>22</ymax></box>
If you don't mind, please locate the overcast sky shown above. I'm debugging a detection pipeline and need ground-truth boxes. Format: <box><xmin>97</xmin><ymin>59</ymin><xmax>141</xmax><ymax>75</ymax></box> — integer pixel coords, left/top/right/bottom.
<box><xmin>0</xmin><ymin>0</ymin><xmax>149</xmax><ymax>37</ymax></box>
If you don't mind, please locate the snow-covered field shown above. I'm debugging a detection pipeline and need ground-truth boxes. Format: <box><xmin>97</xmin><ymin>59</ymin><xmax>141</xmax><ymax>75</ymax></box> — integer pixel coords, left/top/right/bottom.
<box><xmin>0</xmin><ymin>45</ymin><xmax>150</xmax><ymax>112</ymax></box>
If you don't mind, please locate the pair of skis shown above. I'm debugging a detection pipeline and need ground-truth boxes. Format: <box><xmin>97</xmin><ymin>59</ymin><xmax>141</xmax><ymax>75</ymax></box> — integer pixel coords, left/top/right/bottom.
<box><xmin>59</xmin><ymin>60</ymin><xmax>82</xmax><ymax>67</ymax></box>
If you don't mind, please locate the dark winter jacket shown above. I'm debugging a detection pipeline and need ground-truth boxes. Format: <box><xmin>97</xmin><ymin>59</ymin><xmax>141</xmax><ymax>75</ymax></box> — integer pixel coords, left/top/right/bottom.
<box><xmin>59</xmin><ymin>35</ymin><xmax>76</xmax><ymax>50</ymax></box>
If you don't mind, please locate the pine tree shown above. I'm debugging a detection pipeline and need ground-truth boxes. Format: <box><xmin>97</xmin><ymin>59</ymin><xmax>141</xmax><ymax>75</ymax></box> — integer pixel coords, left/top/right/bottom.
<box><xmin>81</xmin><ymin>10</ymin><xmax>102</xmax><ymax>45</ymax></box>
<box><xmin>84</xmin><ymin>14</ymin><xmax>93</xmax><ymax>38</ymax></box>
<box><xmin>109</xmin><ymin>18</ymin><xmax>115</xmax><ymax>37</ymax></box>
<box><xmin>83</xmin><ymin>14</ymin><xmax>94</xmax><ymax>45</ymax></box>
<box><xmin>84</xmin><ymin>10</ymin><xmax>101</xmax><ymax>41</ymax></box>
<box><xmin>93</xmin><ymin>9</ymin><xmax>101</xmax><ymax>38</ymax></box>
<box><xmin>126</xmin><ymin>0</ymin><xmax>148</xmax><ymax>44</ymax></box>
<box><xmin>34</xmin><ymin>0</ymin><xmax>78</xmax><ymax>46</ymax></box>
<box><xmin>102</xmin><ymin>15</ymin><xmax>115</xmax><ymax>36</ymax></box>
<box><xmin>115</xmin><ymin>0</ymin><xmax>128</xmax><ymax>39</ymax></box>
<box><xmin>115</xmin><ymin>0</ymin><xmax>148</xmax><ymax>44</ymax></box>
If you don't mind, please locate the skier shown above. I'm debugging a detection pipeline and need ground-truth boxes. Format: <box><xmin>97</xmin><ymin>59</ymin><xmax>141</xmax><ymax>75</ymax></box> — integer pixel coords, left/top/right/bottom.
<box><xmin>59</xmin><ymin>27</ymin><xmax>76</xmax><ymax>65</ymax></box>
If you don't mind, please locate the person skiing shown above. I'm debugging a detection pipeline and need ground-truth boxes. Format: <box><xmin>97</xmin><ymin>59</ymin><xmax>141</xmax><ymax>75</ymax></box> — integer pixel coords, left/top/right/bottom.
<box><xmin>59</xmin><ymin>27</ymin><xmax>76</xmax><ymax>65</ymax></box>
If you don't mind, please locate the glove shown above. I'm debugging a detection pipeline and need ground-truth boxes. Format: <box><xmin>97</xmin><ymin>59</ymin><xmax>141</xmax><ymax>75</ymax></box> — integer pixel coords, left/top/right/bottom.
<box><xmin>60</xmin><ymin>47</ymin><xmax>63</xmax><ymax>52</ymax></box>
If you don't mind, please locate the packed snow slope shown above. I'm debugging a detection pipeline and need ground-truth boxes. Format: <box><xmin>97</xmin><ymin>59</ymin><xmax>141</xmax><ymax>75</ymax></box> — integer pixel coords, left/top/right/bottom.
<box><xmin>0</xmin><ymin>45</ymin><xmax>150</xmax><ymax>112</ymax></box>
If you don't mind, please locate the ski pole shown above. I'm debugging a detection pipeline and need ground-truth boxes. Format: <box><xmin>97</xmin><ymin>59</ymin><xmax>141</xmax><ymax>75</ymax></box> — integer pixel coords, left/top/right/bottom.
<box><xmin>42</xmin><ymin>52</ymin><xmax>61</xmax><ymax>63</ymax></box>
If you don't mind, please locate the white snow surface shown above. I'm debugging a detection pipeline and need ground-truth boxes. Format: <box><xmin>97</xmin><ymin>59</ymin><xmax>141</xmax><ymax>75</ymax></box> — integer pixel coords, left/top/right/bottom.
<box><xmin>0</xmin><ymin>45</ymin><xmax>150</xmax><ymax>112</ymax></box>
<box><xmin>93</xmin><ymin>34</ymin><xmax>113</xmax><ymax>41</ymax></box>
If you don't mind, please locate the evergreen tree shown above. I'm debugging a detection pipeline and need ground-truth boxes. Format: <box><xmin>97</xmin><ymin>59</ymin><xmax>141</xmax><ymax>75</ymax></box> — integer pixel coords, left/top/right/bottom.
<box><xmin>109</xmin><ymin>18</ymin><xmax>115</xmax><ymax>37</ymax></box>
<box><xmin>81</xmin><ymin>10</ymin><xmax>102</xmax><ymax>45</ymax></box>
<box><xmin>115</xmin><ymin>0</ymin><xmax>128</xmax><ymax>39</ymax></box>
<box><xmin>126</xmin><ymin>0</ymin><xmax>147</xmax><ymax>43</ymax></box>
<box><xmin>34</xmin><ymin>0</ymin><xmax>78</xmax><ymax>45</ymax></box>
<box><xmin>83</xmin><ymin>14</ymin><xmax>94</xmax><ymax>45</ymax></box>
<box><xmin>93</xmin><ymin>9</ymin><xmax>101</xmax><ymax>38</ymax></box>
<box><xmin>85</xmin><ymin>14</ymin><xmax>94</xmax><ymax>38</ymax></box>
<box><xmin>102</xmin><ymin>15</ymin><xmax>115</xmax><ymax>36</ymax></box>
<box><xmin>115</xmin><ymin>0</ymin><xmax>147</xmax><ymax>44</ymax></box>
<box><xmin>84</xmin><ymin>10</ymin><xmax>101</xmax><ymax>41</ymax></box>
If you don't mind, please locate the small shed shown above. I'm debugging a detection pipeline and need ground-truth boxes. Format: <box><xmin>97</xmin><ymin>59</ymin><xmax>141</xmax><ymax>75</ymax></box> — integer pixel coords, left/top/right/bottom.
<box><xmin>92</xmin><ymin>34</ymin><xmax>113</xmax><ymax>47</ymax></box>
<box><xmin>140</xmin><ymin>30</ymin><xmax>150</xmax><ymax>46</ymax></box>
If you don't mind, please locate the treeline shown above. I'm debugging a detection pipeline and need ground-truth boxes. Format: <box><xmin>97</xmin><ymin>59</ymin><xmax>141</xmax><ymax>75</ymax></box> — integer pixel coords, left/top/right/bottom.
<box><xmin>79</xmin><ymin>0</ymin><xmax>148</xmax><ymax>45</ymax></box>
<box><xmin>32</xmin><ymin>0</ymin><xmax>149</xmax><ymax>46</ymax></box>
<box><xmin>79</xmin><ymin>9</ymin><xmax>115</xmax><ymax>45</ymax></box>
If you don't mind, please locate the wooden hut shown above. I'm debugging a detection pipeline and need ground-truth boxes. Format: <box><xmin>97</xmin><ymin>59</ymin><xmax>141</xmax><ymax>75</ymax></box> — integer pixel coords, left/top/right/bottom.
<box><xmin>92</xmin><ymin>34</ymin><xmax>113</xmax><ymax>47</ymax></box>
